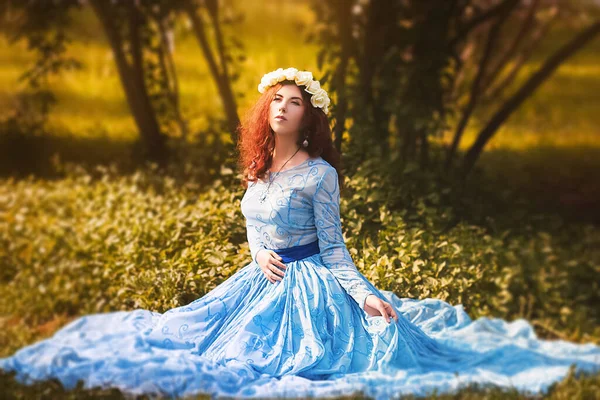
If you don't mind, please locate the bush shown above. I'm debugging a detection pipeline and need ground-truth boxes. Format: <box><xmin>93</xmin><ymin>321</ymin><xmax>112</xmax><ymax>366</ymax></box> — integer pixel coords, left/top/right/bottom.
<box><xmin>1</xmin><ymin>155</ymin><xmax>598</xmax><ymax>355</ymax></box>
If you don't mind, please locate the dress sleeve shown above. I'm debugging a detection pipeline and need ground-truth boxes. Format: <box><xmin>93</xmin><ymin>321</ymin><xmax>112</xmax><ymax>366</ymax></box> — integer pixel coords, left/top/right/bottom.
<box><xmin>247</xmin><ymin>223</ymin><xmax>266</xmax><ymax>264</ymax></box>
<box><xmin>313</xmin><ymin>167</ymin><xmax>375</xmax><ymax>310</ymax></box>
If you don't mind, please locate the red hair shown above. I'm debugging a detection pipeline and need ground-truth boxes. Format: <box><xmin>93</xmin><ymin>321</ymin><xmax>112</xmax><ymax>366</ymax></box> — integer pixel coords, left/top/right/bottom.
<box><xmin>236</xmin><ymin>80</ymin><xmax>344</xmax><ymax>190</ymax></box>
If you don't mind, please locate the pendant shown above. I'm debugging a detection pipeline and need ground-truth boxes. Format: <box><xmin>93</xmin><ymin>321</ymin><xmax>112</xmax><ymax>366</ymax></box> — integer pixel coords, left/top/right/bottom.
<box><xmin>259</xmin><ymin>173</ymin><xmax>272</xmax><ymax>203</ymax></box>
<box><xmin>259</xmin><ymin>188</ymin><xmax>268</xmax><ymax>203</ymax></box>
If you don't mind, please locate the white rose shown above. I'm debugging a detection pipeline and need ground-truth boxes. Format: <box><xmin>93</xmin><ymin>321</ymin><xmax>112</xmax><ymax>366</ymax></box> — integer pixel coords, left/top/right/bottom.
<box><xmin>262</xmin><ymin>71</ymin><xmax>275</xmax><ymax>81</ymax></box>
<box><xmin>272</xmin><ymin>68</ymin><xmax>285</xmax><ymax>82</ymax></box>
<box><xmin>305</xmin><ymin>79</ymin><xmax>321</xmax><ymax>94</ymax></box>
<box><xmin>283</xmin><ymin>67</ymin><xmax>299</xmax><ymax>80</ymax></box>
<box><xmin>310</xmin><ymin>88</ymin><xmax>328</xmax><ymax>108</ymax></box>
<box><xmin>261</xmin><ymin>73</ymin><xmax>272</xmax><ymax>86</ymax></box>
<box><xmin>295</xmin><ymin>71</ymin><xmax>313</xmax><ymax>86</ymax></box>
<box><xmin>268</xmin><ymin>72</ymin><xmax>280</xmax><ymax>86</ymax></box>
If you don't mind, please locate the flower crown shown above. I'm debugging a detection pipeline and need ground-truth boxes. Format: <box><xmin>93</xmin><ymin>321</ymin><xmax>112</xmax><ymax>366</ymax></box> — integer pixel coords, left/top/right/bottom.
<box><xmin>258</xmin><ymin>67</ymin><xmax>331</xmax><ymax>114</ymax></box>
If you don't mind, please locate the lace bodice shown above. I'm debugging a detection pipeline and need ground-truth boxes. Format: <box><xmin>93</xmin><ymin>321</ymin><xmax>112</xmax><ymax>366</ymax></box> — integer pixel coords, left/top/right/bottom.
<box><xmin>241</xmin><ymin>156</ymin><xmax>374</xmax><ymax>309</ymax></box>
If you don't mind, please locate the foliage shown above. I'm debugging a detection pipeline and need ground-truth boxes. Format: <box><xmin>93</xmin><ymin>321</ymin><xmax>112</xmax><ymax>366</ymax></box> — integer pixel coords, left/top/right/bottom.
<box><xmin>0</xmin><ymin>154</ymin><xmax>598</xmax><ymax>395</ymax></box>
<box><xmin>339</xmin><ymin>153</ymin><xmax>600</xmax><ymax>341</ymax></box>
<box><xmin>1</xmin><ymin>154</ymin><xmax>598</xmax><ymax>352</ymax></box>
<box><xmin>308</xmin><ymin>0</ymin><xmax>600</xmax><ymax>177</ymax></box>
<box><xmin>0</xmin><ymin>0</ymin><xmax>83</xmax><ymax>88</ymax></box>
<box><xmin>0</xmin><ymin>161</ymin><xmax>246</xmax><ymax>353</ymax></box>
<box><xmin>0</xmin><ymin>0</ymin><xmax>247</xmax><ymax>163</ymax></box>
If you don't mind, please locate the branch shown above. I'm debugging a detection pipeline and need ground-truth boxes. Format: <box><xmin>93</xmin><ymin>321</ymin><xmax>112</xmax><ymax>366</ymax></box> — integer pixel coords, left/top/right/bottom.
<box><xmin>205</xmin><ymin>0</ymin><xmax>229</xmax><ymax>82</ymax></box>
<box><xmin>481</xmin><ymin>5</ymin><xmax>559</xmax><ymax>103</ymax></box>
<box><xmin>446</xmin><ymin>0</ymin><xmax>519</xmax><ymax>168</ymax></box>
<box><xmin>479</xmin><ymin>0</ymin><xmax>541</xmax><ymax>92</ymax></box>
<box><xmin>451</xmin><ymin>0</ymin><xmax>521</xmax><ymax>47</ymax></box>
<box><xmin>185</xmin><ymin>2</ymin><xmax>222</xmax><ymax>84</ymax></box>
<box><xmin>461</xmin><ymin>21</ymin><xmax>600</xmax><ymax>177</ymax></box>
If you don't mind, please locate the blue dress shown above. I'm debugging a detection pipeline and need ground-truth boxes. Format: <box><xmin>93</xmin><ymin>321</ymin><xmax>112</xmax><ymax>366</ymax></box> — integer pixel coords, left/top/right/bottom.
<box><xmin>1</xmin><ymin>156</ymin><xmax>599</xmax><ymax>399</ymax></box>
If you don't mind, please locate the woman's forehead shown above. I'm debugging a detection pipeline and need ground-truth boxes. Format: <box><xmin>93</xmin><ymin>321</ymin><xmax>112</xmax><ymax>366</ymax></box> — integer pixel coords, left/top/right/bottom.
<box><xmin>275</xmin><ymin>84</ymin><xmax>302</xmax><ymax>97</ymax></box>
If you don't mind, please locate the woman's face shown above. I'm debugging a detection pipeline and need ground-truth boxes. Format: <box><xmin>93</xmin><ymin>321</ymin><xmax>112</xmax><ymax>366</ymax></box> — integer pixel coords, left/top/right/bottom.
<box><xmin>269</xmin><ymin>84</ymin><xmax>306</xmax><ymax>139</ymax></box>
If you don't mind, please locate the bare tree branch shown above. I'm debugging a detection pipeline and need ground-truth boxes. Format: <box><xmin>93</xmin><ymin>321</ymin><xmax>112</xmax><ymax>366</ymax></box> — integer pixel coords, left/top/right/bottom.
<box><xmin>481</xmin><ymin>4</ymin><xmax>559</xmax><ymax>103</ymax></box>
<box><xmin>446</xmin><ymin>0</ymin><xmax>519</xmax><ymax>169</ymax></box>
<box><xmin>450</xmin><ymin>0</ymin><xmax>521</xmax><ymax>47</ymax></box>
<box><xmin>479</xmin><ymin>0</ymin><xmax>541</xmax><ymax>92</ymax></box>
<box><xmin>461</xmin><ymin>21</ymin><xmax>600</xmax><ymax>177</ymax></box>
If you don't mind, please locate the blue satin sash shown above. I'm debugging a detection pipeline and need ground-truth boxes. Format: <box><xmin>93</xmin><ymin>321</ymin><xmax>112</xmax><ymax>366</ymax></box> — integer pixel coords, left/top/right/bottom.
<box><xmin>268</xmin><ymin>240</ymin><xmax>320</xmax><ymax>263</ymax></box>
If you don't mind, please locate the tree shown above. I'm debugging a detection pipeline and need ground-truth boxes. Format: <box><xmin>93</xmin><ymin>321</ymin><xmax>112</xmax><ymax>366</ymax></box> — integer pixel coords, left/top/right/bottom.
<box><xmin>1</xmin><ymin>0</ymin><xmax>246</xmax><ymax>165</ymax></box>
<box><xmin>184</xmin><ymin>0</ymin><xmax>243</xmax><ymax>143</ymax></box>
<box><xmin>89</xmin><ymin>0</ymin><xmax>168</xmax><ymax>164</ymax></box>
<box><xmin>461</xmin><ymin>20</ymin><xmax>600</xmax><ymax>176</ymax></box>
<box><xmin>308</xmin><ymin>0</ymin><xmax>600</xmax><ymax>179</ymax></box>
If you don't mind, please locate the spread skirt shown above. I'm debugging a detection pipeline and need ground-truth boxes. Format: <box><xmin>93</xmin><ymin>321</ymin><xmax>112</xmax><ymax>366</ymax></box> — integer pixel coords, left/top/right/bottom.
<box><xmin>1</xmin><ymin>244</ymin><xmax>599</xmax><ymax>399</ymax></box>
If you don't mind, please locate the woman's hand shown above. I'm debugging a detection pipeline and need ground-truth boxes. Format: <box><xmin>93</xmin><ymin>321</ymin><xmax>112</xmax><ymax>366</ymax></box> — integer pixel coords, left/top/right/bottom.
<box><xmin>256</xmin><ymin>249</ymin><xmax>287</xmax><ymax>284</ymax></box>
<box><xmin>364</xmin><ymin>294</ymin><xmax>398</xmax><ymax>323</ymax></box>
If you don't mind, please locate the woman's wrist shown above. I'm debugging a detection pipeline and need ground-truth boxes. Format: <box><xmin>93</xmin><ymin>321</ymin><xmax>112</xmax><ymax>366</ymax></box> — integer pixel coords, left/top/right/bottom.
<box><xmin>254</xmin><ymin>248</ymin><xmax>265</xmax><ymax>262</ymax></box>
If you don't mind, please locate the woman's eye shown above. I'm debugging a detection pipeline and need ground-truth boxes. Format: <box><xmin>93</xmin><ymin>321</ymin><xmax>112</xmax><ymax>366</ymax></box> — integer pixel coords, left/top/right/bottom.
<box><xmin>274</xmin><ymin>98</ymin><xmax>300</xmax><ymax>105</ymax></box>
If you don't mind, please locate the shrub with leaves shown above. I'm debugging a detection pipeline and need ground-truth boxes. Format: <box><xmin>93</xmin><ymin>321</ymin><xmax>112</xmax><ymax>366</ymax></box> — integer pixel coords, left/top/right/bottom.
<box><xmin>1</xmin><ymin>156</ymin><xmax>599</xmax><ymax>360</ymax></box>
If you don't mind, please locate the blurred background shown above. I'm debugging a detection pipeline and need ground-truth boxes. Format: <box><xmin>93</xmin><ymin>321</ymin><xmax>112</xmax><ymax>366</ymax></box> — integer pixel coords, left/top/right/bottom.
<box><xmin>1</xmin><ymin>0</ymin><xmax>599</xmax><ymax>397</ymax></box>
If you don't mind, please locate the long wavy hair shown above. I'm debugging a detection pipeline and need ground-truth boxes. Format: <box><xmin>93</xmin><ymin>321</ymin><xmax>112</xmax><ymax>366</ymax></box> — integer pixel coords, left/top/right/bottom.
<box><xmin>236</xmin><ymin>80</ymin><xmax>344</xmax><ymax>190</ymax></box>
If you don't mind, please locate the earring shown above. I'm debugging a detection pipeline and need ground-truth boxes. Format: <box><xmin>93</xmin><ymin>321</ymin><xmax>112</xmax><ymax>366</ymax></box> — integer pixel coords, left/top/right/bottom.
<box><xmin>302</xmin><ymin>135</ymin><xmax>309</xmax><ymax>148</ymax></box>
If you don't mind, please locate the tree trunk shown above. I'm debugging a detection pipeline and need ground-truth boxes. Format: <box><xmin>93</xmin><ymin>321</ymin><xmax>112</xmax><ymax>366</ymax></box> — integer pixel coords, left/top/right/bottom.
<box><xmin>332</xmin><ymin>0</ymin><xmax>353</xmax><ymax>154</ymax></box>
<box><xmin>90</xmin><ymin>0</ymin><xmax>167</xmax><ymax>164</ymax></box>
<box><xmin>186</xmin><ymin>1</ymin><xmax>240</xmax><ymax>143</ymax></box>
<box><xmin>157</xmin><ymin>14</ymin><xmax>189</xmax><ymax>142</ymax></box>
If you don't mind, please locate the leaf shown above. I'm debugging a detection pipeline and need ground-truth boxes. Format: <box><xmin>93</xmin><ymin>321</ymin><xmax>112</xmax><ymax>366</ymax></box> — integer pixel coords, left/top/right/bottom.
<box><xmin>436</xmin><ymin>261</ymin><xmax>447</xmax><ymax>277</ymax></box>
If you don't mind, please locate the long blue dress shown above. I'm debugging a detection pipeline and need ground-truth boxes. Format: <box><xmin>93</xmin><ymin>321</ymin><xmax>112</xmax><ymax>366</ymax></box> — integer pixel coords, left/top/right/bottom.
<box><xmin>1</xmin><ymin>156</ymin><xmax>599</xmax><ymax>399</ymax></box>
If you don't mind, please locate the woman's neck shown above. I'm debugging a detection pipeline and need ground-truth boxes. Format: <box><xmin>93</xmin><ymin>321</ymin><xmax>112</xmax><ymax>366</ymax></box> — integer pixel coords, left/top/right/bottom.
<box><xmin>272</xmin><ymin>134</ymin><xmax>305</xmax><ymax>164</ymax></box>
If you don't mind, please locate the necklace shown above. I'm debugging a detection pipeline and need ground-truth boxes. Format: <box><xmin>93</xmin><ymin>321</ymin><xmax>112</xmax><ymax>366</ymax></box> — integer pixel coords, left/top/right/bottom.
<box><xmin>258</xmin><ymin>146</ymin><xmax>303</xmax><ymax>204</ymax></box>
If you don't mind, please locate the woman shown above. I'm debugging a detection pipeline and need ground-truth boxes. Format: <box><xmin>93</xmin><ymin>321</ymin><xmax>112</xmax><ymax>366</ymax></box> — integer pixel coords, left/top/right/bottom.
<box><xmin>239</xmin><ymin>68</ymin><xmax>398</xmax><ymax>323</ymax></box>
<box><xmin>1</xmin><ymin>67</ymin><xmax>599</xmax><ymax>400</ymax></box>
